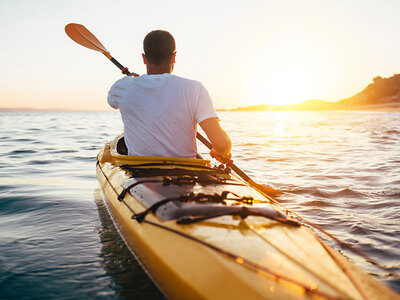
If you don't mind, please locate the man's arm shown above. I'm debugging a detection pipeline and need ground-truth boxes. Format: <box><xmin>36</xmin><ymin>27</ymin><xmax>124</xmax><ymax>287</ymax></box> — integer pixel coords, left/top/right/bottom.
<box><xmin>199</xmin><ymin>117</ymin><xmax>232</xmax><ymax>163</ymax></box>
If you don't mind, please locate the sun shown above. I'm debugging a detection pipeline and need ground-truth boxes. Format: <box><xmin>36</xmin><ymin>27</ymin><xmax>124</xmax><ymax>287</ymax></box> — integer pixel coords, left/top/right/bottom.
<box><xmin>245</xmin><ymin>33</ymin><xmax>325</xmax><ymax>106</ymax></box>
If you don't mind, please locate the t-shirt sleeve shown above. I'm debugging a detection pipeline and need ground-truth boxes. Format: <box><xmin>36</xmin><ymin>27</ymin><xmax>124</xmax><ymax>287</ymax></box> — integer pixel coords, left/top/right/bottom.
<box><xmin>195</xmin><ymin>83</ymin><xmax>218</xmax><ymax>123</ymax></box>
<box><xmin>107</xmin><ymin>80</ymin><xmax>122</xmax><ymax>109</ymax></box>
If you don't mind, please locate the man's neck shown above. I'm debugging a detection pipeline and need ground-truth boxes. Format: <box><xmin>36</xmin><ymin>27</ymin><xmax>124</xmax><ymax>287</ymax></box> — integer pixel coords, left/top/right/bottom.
<box><xmin>146</xmin><ymin>63</ymin><xmax>173</xmax><ymax>75</ymax></box>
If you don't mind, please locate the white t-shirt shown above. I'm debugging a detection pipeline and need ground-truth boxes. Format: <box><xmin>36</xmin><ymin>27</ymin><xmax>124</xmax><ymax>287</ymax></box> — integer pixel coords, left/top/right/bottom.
<box><xmin>108</xmin><ymin>74</ymin><xmax>218</xmax><ymax>158</ymax></box>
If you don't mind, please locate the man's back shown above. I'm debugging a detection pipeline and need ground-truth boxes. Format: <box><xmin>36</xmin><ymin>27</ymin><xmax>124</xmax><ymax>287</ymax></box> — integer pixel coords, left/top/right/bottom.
<box><xmin>108</xmin><ymin>74</ymin><xmax>217</xmax><ymax>158</ymax></box>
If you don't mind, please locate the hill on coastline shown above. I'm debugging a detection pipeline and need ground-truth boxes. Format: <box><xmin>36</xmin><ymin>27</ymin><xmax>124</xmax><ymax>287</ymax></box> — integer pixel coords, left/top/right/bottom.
<box><xmin>229</xmin><ymin>74</ymin><xmax>400</xmax><ymax>111</ymax></box>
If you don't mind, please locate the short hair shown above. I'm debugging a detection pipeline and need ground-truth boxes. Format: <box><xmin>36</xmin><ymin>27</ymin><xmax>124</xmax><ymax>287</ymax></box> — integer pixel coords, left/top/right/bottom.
<box><xmin>143</xmin><ymin>30</ymin><xmax>176</xmax><ymax>65</ymax></box>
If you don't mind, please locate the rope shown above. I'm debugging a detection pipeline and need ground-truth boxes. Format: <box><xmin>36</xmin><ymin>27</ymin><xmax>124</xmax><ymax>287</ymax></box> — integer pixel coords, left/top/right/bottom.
<box><xmin>117</xmin><ymin>176</ymin><xmax>246</xmax><ymax>203</ymax></box>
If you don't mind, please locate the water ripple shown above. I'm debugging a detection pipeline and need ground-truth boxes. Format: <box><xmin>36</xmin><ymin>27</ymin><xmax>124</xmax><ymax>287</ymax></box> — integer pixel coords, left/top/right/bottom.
<box><xmin>0</xmin><ymin>111</ymin><xmax>398</xmax><ymax>297</ymax></box>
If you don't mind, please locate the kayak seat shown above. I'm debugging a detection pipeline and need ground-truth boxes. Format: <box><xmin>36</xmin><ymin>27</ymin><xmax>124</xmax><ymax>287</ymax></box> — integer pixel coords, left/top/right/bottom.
<box><xmin>117</xmin><ymin>136</ymin><xmax>128</xmax><ymax>155</ymax></box>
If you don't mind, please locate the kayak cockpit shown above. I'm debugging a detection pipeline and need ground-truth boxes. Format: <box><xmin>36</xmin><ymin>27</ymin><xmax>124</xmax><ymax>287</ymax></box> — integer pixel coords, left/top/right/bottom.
<box><xmin>97</xmin><ymin>135</ymin><xmax>298</xmax><ymax>226</ymax></box>
<box><xmin>101</xmin><ymin>134</ymin><xmax>210</xmax><ymax>167</ymax></box>
<box><xmin>116</xmin><ymin>135</ymin><xmax>128</xmax><ymax>155</ymax></box>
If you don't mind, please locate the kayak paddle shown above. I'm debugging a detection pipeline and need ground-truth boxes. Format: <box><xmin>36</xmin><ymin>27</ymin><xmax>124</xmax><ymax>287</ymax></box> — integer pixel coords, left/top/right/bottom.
<box><xmin>195</xmin><ymin>133</ymin><xmax>282</xmax><ymax>196</ymax></box>
<box><xmin>64</xmin><ymin>23</ymin><xmax>282</xmax><ymax>197</ymax></box>
<box><xmin>65</xmin><ymin>23</ymin><xmax>139</xmax><ymax>77</ymax></box>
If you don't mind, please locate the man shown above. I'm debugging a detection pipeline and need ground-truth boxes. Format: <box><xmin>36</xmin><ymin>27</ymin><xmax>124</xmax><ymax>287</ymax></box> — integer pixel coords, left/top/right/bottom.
<box><xmin>108</xmin><ymin>30</ymin><xmax>231</xmax><ymax>163</ymax></box>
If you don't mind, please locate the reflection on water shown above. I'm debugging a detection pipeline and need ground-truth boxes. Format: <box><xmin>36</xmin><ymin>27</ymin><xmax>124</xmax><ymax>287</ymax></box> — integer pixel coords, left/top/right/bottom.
<box><xmin>0</xmin><ymin>111</ymin><xmax>399</xmax><ymax>298</ymax></box>
<box><xmin>206</xmin><ymin>111</ymin><xmax>400</xmax><ymax>290</ymax></box>
<box><xmin>94</xmin><ymin>188</ymin><xmax>165</xmax><ymax>299</ymax></box>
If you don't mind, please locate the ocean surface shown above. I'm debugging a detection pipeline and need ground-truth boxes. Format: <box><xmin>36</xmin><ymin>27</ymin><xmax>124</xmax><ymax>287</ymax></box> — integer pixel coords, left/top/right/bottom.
<box><xmin>0</xmin><ymin>111</ymin><xmax>399</xmax><ymax>299</ymax></box>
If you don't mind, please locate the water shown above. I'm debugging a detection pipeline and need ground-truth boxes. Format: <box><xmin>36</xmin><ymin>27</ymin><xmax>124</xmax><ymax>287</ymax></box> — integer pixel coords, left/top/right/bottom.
<box><xmin>0</xmin><ymin>111</ymin><xmax>399</xmax><ymax>298</ymax></box>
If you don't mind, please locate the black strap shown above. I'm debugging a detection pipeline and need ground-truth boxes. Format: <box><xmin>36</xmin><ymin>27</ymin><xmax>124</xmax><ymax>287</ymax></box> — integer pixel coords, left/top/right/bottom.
<box><xmin>177</xmin><ymin>207</ymin><xmax>300</xmax><ymax>226</ymax></box>
<box><xmin>132</xmin><ymin>191</ymin><xmax>253</xmax><ymax>223</ymax></box>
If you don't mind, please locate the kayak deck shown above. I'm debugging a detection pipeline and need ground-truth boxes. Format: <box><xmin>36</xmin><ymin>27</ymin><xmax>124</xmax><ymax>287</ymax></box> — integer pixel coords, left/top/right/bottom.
<box><xmin>96</xmin><ymin>136</ymin><xmax>399</xmax><ymax>300</ymax></box>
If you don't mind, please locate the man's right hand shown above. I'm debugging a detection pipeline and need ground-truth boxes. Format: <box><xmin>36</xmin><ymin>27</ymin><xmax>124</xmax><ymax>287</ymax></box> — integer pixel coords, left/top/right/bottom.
<box><xmin>199</xmin><ymin>117</ymin><xmax>232</xmax><ymax>165</ymax></box>
<box><xmin>210</xmin><ymin>148</ymin><xmax>232</xmax><ymax>165</ymax></box>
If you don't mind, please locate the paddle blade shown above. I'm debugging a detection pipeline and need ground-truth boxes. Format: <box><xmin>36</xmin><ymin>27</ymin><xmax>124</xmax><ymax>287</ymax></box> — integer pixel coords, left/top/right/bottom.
<box><xmin>248</xmin><ymin>179</ymin><xmax>282</xmax><ymax>197</ymax></box>
<box><xmin>258</xmin><ymin>184</ymin><xmax>282</xmax><ymax>197</ymax></box>
<box><xmin>65</xmin><ymin>23</ymin><xmax>109</xmax><ymax>53</ymax></box>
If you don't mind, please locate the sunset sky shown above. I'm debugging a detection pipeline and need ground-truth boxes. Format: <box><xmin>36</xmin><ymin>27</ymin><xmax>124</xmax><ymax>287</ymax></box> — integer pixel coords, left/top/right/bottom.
<box><xmin>1</xmin><ymin>0</ymin><xmax>400</xmax><ymax>110</ymax></box>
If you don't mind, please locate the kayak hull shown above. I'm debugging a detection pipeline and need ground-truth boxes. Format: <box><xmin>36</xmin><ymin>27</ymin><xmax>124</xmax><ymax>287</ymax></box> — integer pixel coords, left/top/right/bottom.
<box><xmin>96</xmin><ymin>136</ymin><xmax>398</xmax><ymax>300</ymax></box>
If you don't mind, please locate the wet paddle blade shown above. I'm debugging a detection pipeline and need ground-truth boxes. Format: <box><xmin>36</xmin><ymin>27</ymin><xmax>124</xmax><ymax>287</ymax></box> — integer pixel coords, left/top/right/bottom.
<box><xmin>65</xmin><ymin>23</ymin><xmax>109</xmax><ymax>53</ymax></box>
<box><xmin>248</xmin><ymin>179</ymin><xmax>282</xmax><ymax>197</ymax></box>
<box><xmin>258</xmin><ymin>184</ymin><xmax>282</xmax><ymax>197</ymax></box>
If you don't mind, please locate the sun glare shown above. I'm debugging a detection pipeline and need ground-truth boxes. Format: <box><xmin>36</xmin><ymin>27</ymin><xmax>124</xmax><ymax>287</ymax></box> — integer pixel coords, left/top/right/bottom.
<box><xmin>245</xmin><ymin>33</ymin><xmax>326</xmax><ymax>106</ymax></box>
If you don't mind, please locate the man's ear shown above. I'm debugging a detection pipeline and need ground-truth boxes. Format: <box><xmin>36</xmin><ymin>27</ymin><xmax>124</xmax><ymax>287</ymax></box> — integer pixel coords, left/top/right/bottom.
<box><xmin>171</xmin><ymin>52</ymin><xmax>176</xmax><ymax>64</ymax></box>
<box><xmin>142</xmin><ymin>53</ymin><xmax>147</xmax><ymax>65</ymax></box>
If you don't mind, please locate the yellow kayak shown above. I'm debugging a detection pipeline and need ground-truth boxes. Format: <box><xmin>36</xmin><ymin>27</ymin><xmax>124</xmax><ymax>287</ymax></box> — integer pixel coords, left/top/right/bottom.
<box><xmin>96</xmin><ymin>135</ymin><xmax>398</xmax><ymax>300</ymax></box>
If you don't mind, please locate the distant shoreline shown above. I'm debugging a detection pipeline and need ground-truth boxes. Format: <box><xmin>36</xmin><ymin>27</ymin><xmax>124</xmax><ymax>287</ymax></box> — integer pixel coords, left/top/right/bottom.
<box><xmin>222</xmin><ymin>73</ymin><xmax>400</xmax><ymax>112</ymax></box>
<box><xmin>0</xmin><ymin>108</ymin><xmax>114</xmax><ymax>112</ymax></box>
<box><xmin>218</xmin><ymin>102</ymin><xmax>400</xmax><ymax>112</ymax></box>
<box><xmin>2</xmin><ymin>102</ymin><xmax>400</xmax><ymax>113</ymax></box>
<box><xmin>333</xmin><ymin>103</ymin><xmax>400</xmax><ymax>112</ymax></box>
